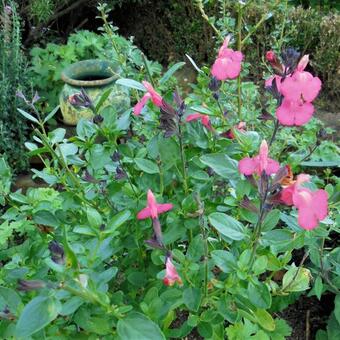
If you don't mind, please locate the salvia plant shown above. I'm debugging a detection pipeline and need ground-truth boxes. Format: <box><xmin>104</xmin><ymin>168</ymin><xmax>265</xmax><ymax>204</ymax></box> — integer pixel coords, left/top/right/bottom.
<box><xmin>0</xmin><ymin>29</ymin><xmax>339</xmax><ymax>340</ymax></box>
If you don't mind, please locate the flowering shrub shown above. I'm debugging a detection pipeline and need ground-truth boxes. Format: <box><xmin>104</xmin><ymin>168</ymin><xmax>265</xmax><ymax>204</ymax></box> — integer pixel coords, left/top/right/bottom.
<box><xmin>0</xmin><ymin>35</ymin><xmax>339</xmax><ymax>340</ymax></box>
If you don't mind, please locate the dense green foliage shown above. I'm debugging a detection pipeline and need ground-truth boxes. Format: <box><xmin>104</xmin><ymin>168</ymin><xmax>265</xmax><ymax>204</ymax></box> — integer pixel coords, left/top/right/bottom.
<box><xmin>0</xmin><ymin>1</ymin><xmax>30</xmax><ymax>173</ymax></box>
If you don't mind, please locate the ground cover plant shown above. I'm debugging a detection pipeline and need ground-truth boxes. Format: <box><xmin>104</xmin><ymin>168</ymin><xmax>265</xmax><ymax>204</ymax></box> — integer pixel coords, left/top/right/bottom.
<box><xmin>0</xmin><ymin>1</ymin><xmax>339</xmax><ymax>339</ymax></box>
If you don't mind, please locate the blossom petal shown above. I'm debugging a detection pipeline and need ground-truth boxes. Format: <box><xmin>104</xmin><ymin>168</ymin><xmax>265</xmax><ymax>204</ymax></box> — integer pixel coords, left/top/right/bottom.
<box><xmin>266</xmin><ymin>159</ymin><xmax>280</xmax><ymax>175</ymax></box>
<box><xmin>239</xmin><ymin>157</ymin><xmax>258</xmax><ymax>176</ymax></box>
<box><xmin>157</xmin><ymin>203</ymin><xmax>173</xmax><ymax>215</ymax></box>
<box><xmin>137</xmin><ymin>207</ymin><xmax>152</xmax><ymax>220</ymax></box>
<box><xmin>133</xmin><ymin>93</ymin><xmax>151</xmax><ymax>115</ymax></box>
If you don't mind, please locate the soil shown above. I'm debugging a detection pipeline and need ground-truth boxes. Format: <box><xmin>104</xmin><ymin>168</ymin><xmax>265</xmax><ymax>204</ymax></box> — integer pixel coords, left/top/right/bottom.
<box><xmin>170</xmin><ymin>310</ymin><xmax>204</xmax><ymax>340</ymax></box>
<box><xmin>278</xmin><ymin>294</ymin><xmax>334</xmax><ymax>340</ymax></box>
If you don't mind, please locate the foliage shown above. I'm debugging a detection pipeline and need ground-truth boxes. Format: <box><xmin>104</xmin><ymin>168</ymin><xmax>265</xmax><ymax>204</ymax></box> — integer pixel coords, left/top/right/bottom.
<box><xmin>0</xmin><ymin>1</ymin><xmax>30</xmax><ymax>173</ymax></box>
<box><xmin>1</xmin><ymin>37</ymin><xmax>339</xmax><ymax>339</ymax></box>
<box><xmin>29</xmin><ymin>28</ymin><xmax>162</xmax><ymax>110</ymax></box>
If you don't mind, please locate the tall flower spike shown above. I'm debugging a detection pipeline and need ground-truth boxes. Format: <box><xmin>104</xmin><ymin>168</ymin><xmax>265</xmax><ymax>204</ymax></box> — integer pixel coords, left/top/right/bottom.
<box><xmin>238</xmin><ymin>140</ymin><xmax>280</xmax><ymax>176</ymax></box>
<box><xmin>280</xmin><ymin>174</ymin><xmax>328</xmax><ymax>230</ymax></box>
<box><xmin>133</xmin><ymin>81</ymin><xmax>163</xmax><ymax>115</ymax></box>
<box><xmin>137</xmin><ymin>189</ymin><xmax>173</xmax><ymax>220</ymax></box>
<box><xmin>163</xmin><ymin>254</ymin><xmax>183</xmax><ymax>286</ymax></box>
<box><xmin>211</xmin><ymin>37</ymin><xmax>243</xmax><ymax>80</ymax></box>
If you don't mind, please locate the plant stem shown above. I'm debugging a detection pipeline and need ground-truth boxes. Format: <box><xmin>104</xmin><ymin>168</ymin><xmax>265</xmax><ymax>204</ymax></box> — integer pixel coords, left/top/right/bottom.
<box><xmin>269</xmin><ymin>120</ymin><xmax>280</xmax><ymax>147</ymax></box>
<box><xmin>248</xmin><ymin>177</ymin><xmax>270</xmax><ymax>271</ymax></box>
<box><xmin>178</xmin><ymin>123</ymin><xmax>188</xmax><ymax>195</ymax></box>
<box><xmin>158</xmin><ymin>160</ymin><xmax>164</xmax><ymax>196</ymax></box>
<box><xmin>196</xmin><ymin>194</ymin><xmax>209</xmax><ymax>299</ymax></box>
<box><xmin>236</xmin><ymin>4</ymin><xmax>243</xmax><ymax>120</ymax></box>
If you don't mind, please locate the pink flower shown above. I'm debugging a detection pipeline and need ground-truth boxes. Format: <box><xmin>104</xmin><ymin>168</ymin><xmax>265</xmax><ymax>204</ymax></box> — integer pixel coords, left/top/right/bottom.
<box><xmin>133</xmin><ymin>81</ymin><xmax>163</xmax><ymax>115</ymax></box>
<box><xmin>281</xmin><ymin>174</ymin><xmax>328</xmax><ymax>230</ymax></box>
<box><xmin>211</xmin><ymin>37</ymin><xmax>243</xmax><ymax>80</ymax></box>
<box><xmin>276</xmin><ymin>98</ymin><xmax>314</xmax><ymax>126</ymax></box>
<box><xmin>186</xmin><ymin>113</ymin><xmax>212</xmax><ymax>130</ymax></box>
<box><xmin>238</xmin><ymin>140</ymin><xmax>280</xmax><ymax>176</ymax></box>
<box><xmin>163</xmin><ymin>256</ymin><xmax>183</xmax><ymax>286</ymax></box>
<box><xmin>137</xmin><ymin>189</ymin><xmax>173</xmax><ymax>220</ymax></box>
<box><xmin>280</xmin><ymin>55</ymin><xmax>321</xmax><ymax>103</ymax></box>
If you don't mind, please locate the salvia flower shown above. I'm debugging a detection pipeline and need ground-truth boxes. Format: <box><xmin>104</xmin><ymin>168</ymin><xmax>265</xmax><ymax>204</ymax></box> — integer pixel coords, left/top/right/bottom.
<box><xmin>280</xmin><ymin>174</ymin><xmax>328</xmax><ymax>230</ymax></box>
<box><xmin>273</xmin><ymin>54</ymin><xmax>322</xmax><ymax>126</ymax></box>
<box><xmin>137</xmin><ymin>189</ymin><xmax>173</xmax><ymax>220</ymax></box>
<box><xmin>133</xmin><ymin>81</ymin><xmax>163</xmax><ymax>115</ymax></box>
<box><xmin>238</xmin><ymin>140</ymin><xmax>280</xmax><ymax>176</ymax></box>
<box><xmin>163</xmin><ymin>254</ymin><xmax>183</xmax><ymax>286</ymax></box>
<box><xmin>186</xmin><ymin>113</ymin><xmax>212</xmax><ymax>130</ymax></box>
<box><xmin>280</xmin><ymin>55</ymin><xmax>322</xmax><ymax>103</ymax></box>
<box><xmin>211</xmin><ymin>36</ymin><xmax>243</xmax><ymax>80</ymax></box>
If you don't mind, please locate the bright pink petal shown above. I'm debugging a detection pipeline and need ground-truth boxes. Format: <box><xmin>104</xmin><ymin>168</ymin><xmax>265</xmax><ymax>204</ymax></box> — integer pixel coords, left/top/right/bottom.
<box><xmin>239</xmin><ymin>157</ymin><xmax>258</xmax><ymax>176</ymax></box>
<box><xmin>157</xmin><ymin>203</ymin><xmax>173</xmax><ymax>215</ymax></box>
<box><xmin>266</xmin><ymin>158</ymin><xmax>280</xmax><ymax>175</ymax></box>
<box><xmin>201</xmin><ymin>115</ymin><xmax>211</xmax><ymax>129</ymax></box>
<box><xmin>211</xmin><ymin>56</ymin><xmax>242</xmax><ymax>80</ymax></box>
<box><xmin>133</xmin><ymin>93</ymin><xmax>151</xmax><ymax>115</ymax></box>
<box><xmin>293</xmin><ymin>187</ymin><xmax>328</xmax><ymax>230</ymax></box>
<box><xmin>147</xmin><ymin>189</ymin><xmax>158</xmax><ymax>219</ymax></box>
<box><xmin>312</xmin><ymin>189</ymin><xmax>328</xmax><ymax>221</ymax></box>
<box><xmin>137</xmin><ymin>207</ymin><xmax>152</xmax><ymax>220</ymax></box>
<box><xmin>142</xmin><ymin>81</ymin><xmax>163</xmax><ymax>107</ymax></box>
<box><xmin>276</xmin><ymin>99</ymin><xmax>314</xmax><ymax>126</ymax></box>
<box><xmin>302</xmin><ymin>76</ymin><xmax>322</xmax><ymax>102</ymax></box>
<box><xmin>297</xmin><ymin>55</ymin><xmax>309</xmax><ymax>72</ymax></box>
<box><xmin>218</xmin><ymin>36</ymin><xmax>231</xmax><ymax>57</ymax></box>
<box><xmin>259</xmin><ymin>140</ymin><xmax>269</xmax><ymax>173</ymax></box>
<box><xmin>280</xmin><ymin>185</ymin><xmax>295</xmax><ymax>206</ymax></box>
<box><xmin>186</xmin><ymin>113</ymin><xmax>202</xmax><ymax>122</ymax></box>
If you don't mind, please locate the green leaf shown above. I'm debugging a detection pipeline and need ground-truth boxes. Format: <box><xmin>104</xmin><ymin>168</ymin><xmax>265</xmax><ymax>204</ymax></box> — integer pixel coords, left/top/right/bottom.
<box><xmin>135</xmin><ymin>158</ymin><xmax>159</xmax><ymax>174</ymax></box>
<box><xmin>200</xmin><ymin>153</ymin><xmax>239</xmax><ymax>181</ymax></box>
<box><xmin>334</xmin><ymin>294</ymin><xmax>340</xmax><ymax>324</ymax></box>
<box><xmin>254</xmin><ymin>309</ymin><xmax>275</xmax><ymax>331</ymax></box>
<box><xmin>17</xmin><ymin>108</ymin><xmax>39</xmax><ymax>124</ymax></box>
<box><xmin>116</xmin><ymin>78</ymin><xmax>146</xmax><ymax>91</ymax></box>
<box><xmin>15</xmin><ymin>296</ymin><xmax>61</xmax><ymax>337</ymax></box>
<box><xmin>117</xmin><ymin>312</ymin><xmax>165</xmax><ymax>340</ymax></box>
<box><xmin>33</xmin><ymin>210</ymin><xmax>59</xmax><ymax>228</ymax></box>
<box><xmin>211</xmin><ymin>250</ymin><xmax>236</xmax><ymax>273</ymax></box>
<box><xmin>183</xmin><ymin>287</ymin><xmax>201</xmax><ymax>312</ymax></box>
<box><xmin>252</xmin><ymin>256</ymin><xmax>268</xmax><ymax>275</ymax></box>
<box><xmin>208</xmin><ymin>212</ymin><xmax>245</xmax><ymax>241</ymax></box>
<box><xmin>43</xmin><ymin>105</ymin><xmax>60</xmax><ymax>123</ymax></box>
<box><xmin>159</xmin><ymin>62</ymin><xmax>186</xmax><ymax>84</ymax></box>
<box><xmin>0</xmin><ymin>286</ymin><xmax>21</xmax><ymax>312</ymax></box>
<box><xmin>301</xmin><ymin>160</ymin><xmax>340</xmax><ymax>168</ymax></box>
<box><xmin>95</xmin><ymin>87</ymin><xmax>113</xmax><ymax>112</ymax></box>
<box><xmin>104</xmin><ymin>210</ymin><xmax>131</xmax><ymax>234</ymax></box>
<box><xmin>282</xmin><ymin>266</ymin><xmax>311</xmax><ymax>292</ymax></box>
<box><xmin>189</xmin><ymin>105</ymin><xmax>213</xmax><ymax>115</ymax></box>
<box><xmin>197</xmin><ymin>321</ymin><xmax>213</xmax><ymax>338</ymax></box>
<box><xmin>314</xmin><ymin>276</ymin><xmax>323</xmax><ymax>300</ymax></box>
<box><xmin>262</xmin><ymin>209</ymin><xmax>280</xmax><ymax>231</ymax></box>
<box><xmin>247</xmin><ymin>282</ymin><xmax>271</xmax><ymax>309</ymax></box>
<box><xmin>86</xmin><ymin>207</ymin><xmax>102</xmax><ymax>228</ymax></box>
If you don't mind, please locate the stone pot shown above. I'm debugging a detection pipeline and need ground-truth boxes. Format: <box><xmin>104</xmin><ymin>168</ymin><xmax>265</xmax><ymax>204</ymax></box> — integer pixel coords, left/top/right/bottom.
<box><xmin>59</xmin><ymin>59</ymin><xmax>130</xmax><ymax>125</ymax></box>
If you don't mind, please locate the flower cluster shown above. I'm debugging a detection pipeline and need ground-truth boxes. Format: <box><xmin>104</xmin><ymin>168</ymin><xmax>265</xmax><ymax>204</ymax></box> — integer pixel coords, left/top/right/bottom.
<box><xmin>266</xmin><ymin>51</ymin><xmax>322</xmax><ymax>126</ymax></box>
<box><xmin>238</xmin><ymin>141</ymin><xmax>328</xmax><ymax>230</ymax></box>
<box><xmin>137</xmin><ymin>190</ymin><xmax>182</xmax><ymax>286</ymax></box>
<box><xmin>211</xmin><ymin>36</ymin><xmax>243</xmax><ymax>81</ymax></box>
